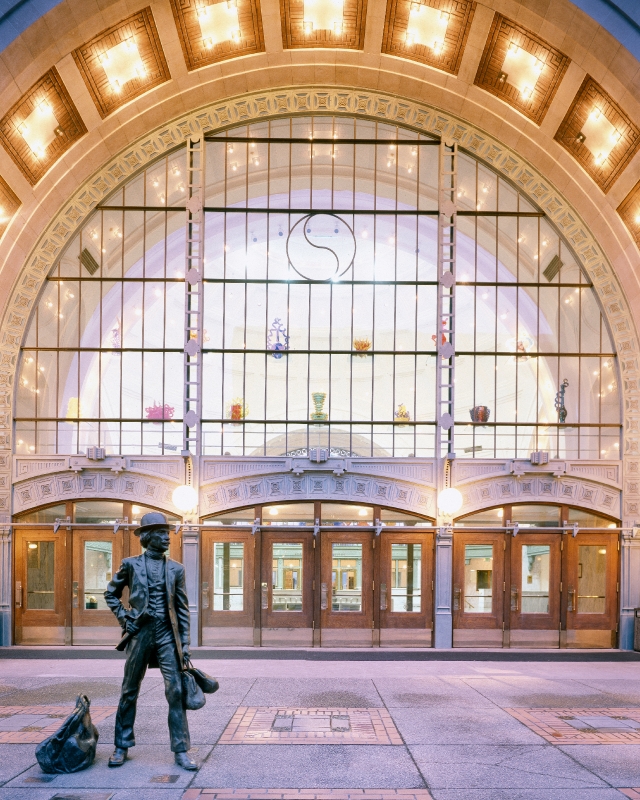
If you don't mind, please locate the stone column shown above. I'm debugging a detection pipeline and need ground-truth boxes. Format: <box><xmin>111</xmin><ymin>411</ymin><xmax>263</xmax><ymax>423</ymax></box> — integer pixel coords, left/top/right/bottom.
<box><xmin>434</xmin><ymin>526</ymin><xmax>453</xmax><ymax>649</ymax></box>
<box><xmin>619</xmin><ymin>528</ymin><xmax>640</xmax><ymax>650</ymax></box>
<box><xmin>0</xmin><ymin>516</ymin><xmax>10</xmax><ymax>646</ymax></box>
<box><xmin>181</xmin><ymin>525</ymin><xmax>200</xmax><ymax>647</ymax></box>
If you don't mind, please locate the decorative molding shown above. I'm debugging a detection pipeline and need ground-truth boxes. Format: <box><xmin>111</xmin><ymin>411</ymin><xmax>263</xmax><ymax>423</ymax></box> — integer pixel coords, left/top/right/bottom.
<box><xmin>458</xmin><ymin>474</ymin><xmax>620</xmax><ymax>519</ymax></box>
<box><xmin>381</xmin><ymin>0</ymin><xmax>475</xmax><ymax>76</ymax></box>
<box><xmin>202</xmin><ymin>470</ymin><xmax>436</xmax><ymax>515</ymax></box>
<box><xmin>473</xmin><ymin>13</ymin><xmax>570</xmax><ymax>126</ymax></box>
<box><xmin>13</xmin><ymin>454</ymin><xmax>184</xmax><ymax>483</ymax></box>
<box><xmin>0</xmin><ymin>177</ymin><xmax>20</xmax><ymax>243</ymax></box>
<box><xmin>170</xmin><ymin>0</ymin><xmax>265</xmax><ymax>71</ymax></box>
<box><xmin>0</xmin><ymin>86</ymin><xmax>634</xmax><ymax>527</ymax></box>
<box><xmin>554</xmin><ymin>76</ymin><xmax>640</xmax><ymax>194</ymax></box>
<box><xmin>12</xmin><ymin>469</ymin><xmax>180</xmax><ymax>514</ymax></box>
<box><xmin>280</xmin><ymin>0</ymin><xmax>367</xmax><ymax>50</ymax></box>
<box><xmin>454</xmin><ymin>458</ymin><xmax>621</xmax><ymax>490</ymax></box>
<box><xmin>0</xmin><ymin>68</ymin><xmax>87</xmax><ymax>186</ymax></box>
<box><xmin>72</xmin><ymin>8</ymin><xmax>171</xmax><ymax>120</ymax></box>
<box><xmin>617</xmin><ymin>178</ymin><xmax>640</xmax><ymax>250</ymax></box>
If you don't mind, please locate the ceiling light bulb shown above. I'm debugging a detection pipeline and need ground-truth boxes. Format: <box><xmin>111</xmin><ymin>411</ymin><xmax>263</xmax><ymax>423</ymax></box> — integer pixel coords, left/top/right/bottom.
<box><xmin>197</xmin><ymin>1</ymin><xmax>241</xmax><ymax>46</ymax></box>
<box><xmin>580</xmin><ymin>107</ymin><xmax>621</xmax><ymax>165</ymax></box>
<box><xmin>501</xmin><ymin>44</ymin><xmax>544</xmax><ymax>98</ymax></box>
<box><xmin>406</xmin><ymin>4</ymin><xmax>449</xmax><ymax>50</ymax></box>
<box><xmin>19</xmin><ymin>102</ymin><xmax>61</xmax><ymax>159</ymax></box>
<box><xmin>100</xmin><ymin>39</ymin><xmax>146</xmax><ymax>92</ymax></box>
<box><xmin>303</xmin><ymin>0</ymin><xmax>344</xmax><ymax>33</ymax></box>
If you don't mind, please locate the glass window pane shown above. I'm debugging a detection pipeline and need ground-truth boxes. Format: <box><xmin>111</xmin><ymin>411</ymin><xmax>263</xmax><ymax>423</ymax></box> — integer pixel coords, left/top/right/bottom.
<box><xmin>74</xmin><ymin>501</ymin><xmax>123</xmax><ymax>524</ymax></box>
<box><xmin>511</xmin><ymin>505</ymin><xmax>560</xmax><ymax>528</ymax></box>
<box><xmin>263</xmin><ymin>503</ymin><xmax>314</xmax><ymax>525</ymax></box>
<box><xmin>567</xmin><ymin>509</ymin><xmax>617</xmax><ymax>529</ymax></box>
<box><xmin>322</xmin><ymin>503</ymin><xmax>372</xmax><ymax>524</ymax></box>
<box><xmin>84</xmin><ymin>541</ymin><xmax>112</xmax><ymax>610</ymax></box>
<box><xmin>578</xmin><ymin>545</ymin><xmax>607</xmax><ymax>614</ymax></box>
<box><xmin>390</xmin><ymin>543</ymin><xmax>421</xmax><ymax>612</ymax></box>
<box><xmin>204</xmin><ymin>507</ymin><xmax>256</xmax><ymax>526</ymax></box>
<box><xmin>332</xmin><ymin>542</ymin><xmax>362</xmax><ymax>611</ymax></box>
<box><xmin>456</xmin><ymin>508</ymin><xmax>504</xmax><ymax>527</ymax></box>
<box><xmin>16</xmin><ymin>504</ymin><xmax>66</xmax><ymax>523</ymax></box>
<box><xmin>213</xmin><ymin>542</ymin><xmax>244</xmax><ymax>611</ymax></box>
<box><xmin>521</xmin><ymin>544</ymin><xmax>549</xmax><ymax>613</ymax></box>
<box><xmin>464</xmin><ymin>544</ymin><xmax>493</xmax><ymax>613</ymax></box>
<box><xmin>272</xmin><ymin>543</ymin><xmax>303</xmax><ymax>611</ymax></box>
<box><xmin>26</xmin><ymin>541</ymin><xmax>55</xmax><ymax>610</ymax></box>
<box><xmin>381</xmin><ymin>509</ymin><xmax>433</xmax><ymax>526</ymax></box>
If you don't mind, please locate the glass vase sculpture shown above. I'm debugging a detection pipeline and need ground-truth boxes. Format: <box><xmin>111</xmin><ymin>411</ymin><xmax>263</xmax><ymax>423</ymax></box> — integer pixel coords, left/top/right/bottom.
<box><xmin>469</xmin><ymin>405</ymin><xmax>491</xmax><ymax>423</ymax></box>
<box><xmin>310</xmin><ymin>392</ymin><xmax>328</xmax><ymax>421</ymax></box>
<box><xmin>227</xmin><ymin>398</ymin><xmax>248</xmax><ymax>422</ymax></box>
<box><xmin>353</xmin><ymin>337</ymin><xmax>371</xmax><ymax>357</ymax></box>
<box><xmin>395</xmin><ymin>403</ymin><xmax>411</xmax><ymax>426</ymax></box>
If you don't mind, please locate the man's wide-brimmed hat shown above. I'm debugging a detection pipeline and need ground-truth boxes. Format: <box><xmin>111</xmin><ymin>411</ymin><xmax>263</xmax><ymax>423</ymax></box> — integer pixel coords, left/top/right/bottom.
<box><xmin>134</xmin><ymin>511</ymin><xmax>170</xmax><ymax>536</ymax></box>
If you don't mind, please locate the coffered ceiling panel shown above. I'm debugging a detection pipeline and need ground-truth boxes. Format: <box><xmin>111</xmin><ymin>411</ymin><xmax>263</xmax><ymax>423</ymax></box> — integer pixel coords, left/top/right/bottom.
<box><xmin>72</xmin><ymin>8</ymin><xmax>171</xmax><ymax>119</ymax></box>
<box><xmin>0</xmin><ymin>176</ymin><xmax>20</xmax><ymax>241</ymax></box>
<box><xmin>280</xmin><ymin>0</ymin><xmax>367</xmax><ymax>49</ymax></box>
<box><xmin>617</xmin><ymin>181</ymin><xmax>640</xmax><ymax>249</ymax></box>
<box><xmin>555</xmin><ymin>76</ymin><xmax>640</xmax><ymax>193</ymax></box>
<box><xmin>382</xmin><ymin>0</ymin><xmax>474</xmax><ymax>74</ymax></box>
<box><xmin>171</xmin><ymin>0</ymin><xmax>264</xmax><ymax>70</ymax></box>
<box><xmin>0</xmin><ymin>68</ymin><xmax>87</xmax><ymax>186</ymax></box>
<box><xmin>474</xmin><ymin>14</ymin><xmax>569</xmax><ymax>125</ymax></box>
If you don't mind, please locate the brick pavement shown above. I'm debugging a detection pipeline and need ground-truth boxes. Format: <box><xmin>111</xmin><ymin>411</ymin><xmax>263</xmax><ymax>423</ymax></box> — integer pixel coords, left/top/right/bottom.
<box><xmin>219</xmin><ymin>708</ymin><xmax>403</xmax><ymax>745</ymax></box>
<box><xmin>182</xmin><ymin>791</ymin><xmax>434</xmax><ymax>800</ymax></box>
<box><xmin>0</xmin><ymin>705</ymin><xmax>118</xmax><ymax>743</ymax></box>
<box><xmin>505</xmin><ymin>708</ymin><xmax>640</xmax><ymax>744</ymax></box>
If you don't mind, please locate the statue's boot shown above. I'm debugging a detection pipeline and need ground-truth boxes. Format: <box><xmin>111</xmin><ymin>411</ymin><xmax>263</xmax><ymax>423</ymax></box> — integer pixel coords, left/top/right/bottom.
<box><xmin>108</xmin><ymin>747</ymin><xmax>128</xmax><ymax>767</ymax></box>
<box><xmin>175</xmin><ymin>751</ymin><xmax>198</xmax><ymax>770</ymax></box>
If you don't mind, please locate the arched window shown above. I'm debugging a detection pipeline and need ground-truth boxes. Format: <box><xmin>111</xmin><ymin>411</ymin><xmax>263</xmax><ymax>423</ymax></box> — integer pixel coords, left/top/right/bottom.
<box><xmin>15</xmin><ymin>116</ymin><xmax>621</xmax><ymax>459</ymax></box>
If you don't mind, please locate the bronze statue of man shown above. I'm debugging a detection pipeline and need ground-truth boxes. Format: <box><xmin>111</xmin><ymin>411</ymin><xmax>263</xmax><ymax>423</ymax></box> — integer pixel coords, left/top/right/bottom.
<box><xmin>104</xmin><ymin>511</ymin><xmax>197</xmax><ymax>771</ymax></box>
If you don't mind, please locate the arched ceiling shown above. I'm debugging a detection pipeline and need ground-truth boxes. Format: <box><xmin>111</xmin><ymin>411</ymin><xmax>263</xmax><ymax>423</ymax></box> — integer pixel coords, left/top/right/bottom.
<box><xmin>1</xmin><ymin>0</ymin><xmax>640</xmax><ymax>341</ymax></box>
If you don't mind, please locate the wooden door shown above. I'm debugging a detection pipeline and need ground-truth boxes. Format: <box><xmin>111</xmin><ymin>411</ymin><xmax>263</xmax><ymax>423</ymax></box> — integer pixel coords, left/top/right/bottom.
<box><xmin>453</xmin><ymin>531</ymin><xmax>505</xmax><ymax>647</ymax></box>
<box><xmin>261</xmin><ymin>530</ymin><xmax>314</xmax><ymax>647</ymax></box>
<box><xmin>379</xmin><ymin>531</ymin><xmax>433</xmax><ymax>647</ymax></box>
<box><xmin>201</xmin><ymin>529</ymin><xmax>255</xmax><ymax>646</ymax></box>
<box><xmin>320</xmin><ymin>530</ymin><xmax>373</xmax><ymax>647</ymax></box>
<box><xmin>14</xmin><ymin>530</ymin><xmax>67</xmax><ymax>645</ymax></box>
<box><xmin>71</xmin><ymin>530</ymin><xmax>123</xmax><ymax>645</ymax></box>
<box><xmin>509</xmin><ymin>533</ymin><xmax>561</xmax><ymax>648</ymax></box>
<box><xmin>564</xmin><ymin>532</ymin><xmax>618</xmax><ymax>648</ymax></box>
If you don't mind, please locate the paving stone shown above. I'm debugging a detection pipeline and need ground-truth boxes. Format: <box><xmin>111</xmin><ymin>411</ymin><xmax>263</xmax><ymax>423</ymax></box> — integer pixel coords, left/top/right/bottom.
<box><xmin>409</xmin><ymin>744</ymin><xmax>609</xmax><ymax>789</ymax></box>
<box><xmin>388</xmin><ymin>705</ymin><xmax>542</xmax><ymax>745</ymax></box>
<box><xmin>559</xmin><ymin>745</ymin><xmax>640</xmax><ymax>787</ymax></box>
<box><xmin>0</xmin><ymin>744</ymin><xmax>38</xmax><ymax>784</ymax></box>
<box><xmin>241</xmin><ymin>680</ymin><xmax>382</xmax><ymax>708</ymax></box>
<box><xmin>429</xmin><ymin>791</ymin><xmax>624</xmax><ymax>800</ymax></box>
<box><xmin>4</xmin><ymin>745</ymin><xmax>211</xmax><ymax>790</ymax></box>
<box><xmin>193</xmin><ymin>745</ymin><xmax>425</xmax><ymax>789</ymax></box>
<box><xmin>373</xmin><ymin>678</ymin><xmax>495</xmax><ymax>709</ymax></box>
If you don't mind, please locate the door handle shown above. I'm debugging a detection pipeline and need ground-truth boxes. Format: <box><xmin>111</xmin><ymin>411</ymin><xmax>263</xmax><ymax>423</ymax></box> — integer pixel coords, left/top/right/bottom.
<box><xmin>567</xmin><ymin>586</ymin><xmax>575</xmax><ymax>612</ymax></box>
<box><xmin>453</xmin><ymin>586</ymin><xmax>461</xmax><ymax>611</ymax></box>
<box><xmin>201</xmin><ymin>581</ymin><xmax>209</xmax><ymax>610</ymax></box>
<box><xmin>15</xmin><ymin>581</ymin><xmax>21</xmax><ymax>608</ymax></box>
<box><xmin>261</xmin><ymin>582</ymin><xmax>268</xmax><ymax>610</ymax></box>
<box><xmin>380</xmin><ymin>582</ymin><xmax>387</xmax><ymax>611</ymax></box>
<box><xmin>72</xmin><ymin>581</ymin><xmax>79</xmax><ymax>609</ymax></box>
<box><xmin>320</xmin><ymin>582</ymin><xmax>328</xmax><ymax>610</ymax></box>
<box><xmin>510</xmin><ymin>586</ymin><xmax>519</xmax><ymax>612</ymax></box>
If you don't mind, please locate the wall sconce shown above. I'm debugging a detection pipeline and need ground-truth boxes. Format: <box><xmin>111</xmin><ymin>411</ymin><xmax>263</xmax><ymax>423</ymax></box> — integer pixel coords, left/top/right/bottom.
<box><xmin>405</xmin><ymin>3</ymin><xmax>449</xmax><ymax>51</ymax></box>
<box><xmin>500</xmin><ymin>43</ymin><xmax>543</xmax><ymax>99</ymax></box>
<box><xmin>303</xmin><ymin>0</ymin><xmax>344</xmax><ymax>34</ymax></box>
<box><xmin>18</xmin><ymin>101</ymin><xmax>60</xmax><ymax>159</ymax></box>
<box><xmin>99</xmin><ymin>39</ymin><xmax>146</xmax><ymax>92</ymax></box>
<box><xmin>577</xmin><ymin>107</ymin><xmax>622</xmax><ymax>165</ymax></box>
<box><xmin>197</xmin><ymin>0</ymin><xmax>241</xmax><ymax>47</ymax></box>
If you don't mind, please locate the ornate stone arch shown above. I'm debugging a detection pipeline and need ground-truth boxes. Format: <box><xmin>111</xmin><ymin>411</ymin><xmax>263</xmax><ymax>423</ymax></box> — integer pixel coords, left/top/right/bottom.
<box><xmin>0</xmin><ymin>86</ymin><xmax>634</xmax><ymax>521</ymax></box>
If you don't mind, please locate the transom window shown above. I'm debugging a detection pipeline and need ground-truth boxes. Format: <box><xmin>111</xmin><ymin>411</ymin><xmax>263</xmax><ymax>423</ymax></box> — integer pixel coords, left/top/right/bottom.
<box><xmin>15</xmin><ymin>116</ymin><xmax>621</xmax><ymax>459</ymax></box>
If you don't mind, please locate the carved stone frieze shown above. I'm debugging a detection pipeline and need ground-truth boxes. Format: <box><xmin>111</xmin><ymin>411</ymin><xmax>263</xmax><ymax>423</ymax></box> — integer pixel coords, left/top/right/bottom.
<box><xmin>459</xmin><ymin>474</ymin><xmax>620</xmax><ymax>518</ymax></box>
<box><xmin>202</xmin><ymin>471</ymin><xmax>436</xmax><ymax>516</ymax></box>
<box><xmin>0</xmin><ymin>87</ymin><xmax>634</xmax><ymax>528</ymax></box>
<box><xmin>454</xmin><ymin>459</ymin><xmax>621</xmax><ymax>490</ymax></box>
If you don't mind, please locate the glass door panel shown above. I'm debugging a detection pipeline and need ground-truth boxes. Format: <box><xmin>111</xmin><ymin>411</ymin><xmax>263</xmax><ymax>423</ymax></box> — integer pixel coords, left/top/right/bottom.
<box><xmin>71</xmin><ymin>531</ymin><xmax>123</xmax><ymax>645</ymax></box>
<box><xmin>509</xmin><ymin>534</ymin><xmax>561</xmax><ymax>647</ymax></box>
<box><xmin>380</xmin><ymin>532</ymin><xmax>433</xmax><ymax>647</ymax></box>
<box><xmin>565</xmin><ymin>533</ymin><xmax>618</xmax><ymax>648</ymax></box>
<box><xmin>202</xmin><ymin>529</ymin><xmax>254</xmax><ymax>646</ymax></box>
<box><xmin>261</xmin><ymin>531</ymin><xmax>314</xmax><ymax>646</ymax></box>
<box><xmin>453</xmin><ymin>532</ymin><xmax>505</xmax><ymax>647</ymax></box>
<box><xmin>321</xmin><ymin>531</ymin><xmax>373</xmax><ymax>646</ymax></box>
<box><xmin>15</xmin><ymin>531</ymin><xmax>66</xmax><ymax>645</ymax></box>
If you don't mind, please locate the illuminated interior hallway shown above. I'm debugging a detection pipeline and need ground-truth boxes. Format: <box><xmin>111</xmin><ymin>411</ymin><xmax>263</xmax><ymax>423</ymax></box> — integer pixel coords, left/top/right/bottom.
<box><xmin>0</xmin><ymin>0</ymin><xmax>640</xmax><ymax>650</ymax></box>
